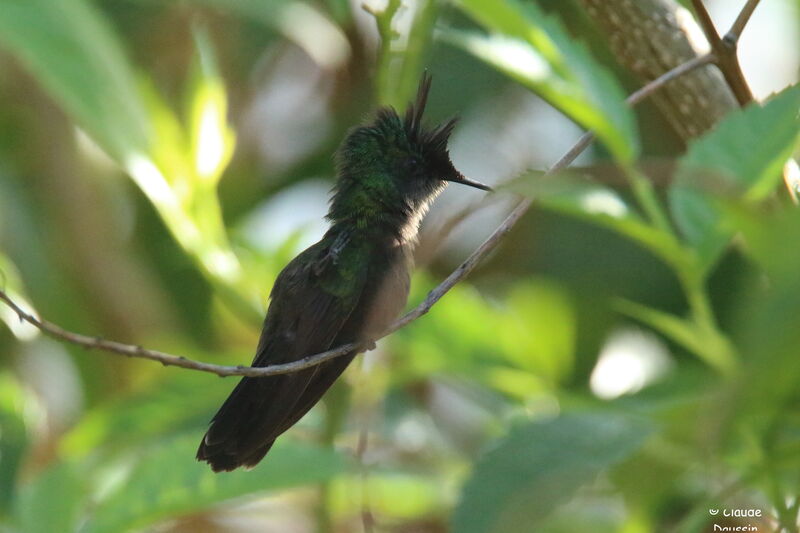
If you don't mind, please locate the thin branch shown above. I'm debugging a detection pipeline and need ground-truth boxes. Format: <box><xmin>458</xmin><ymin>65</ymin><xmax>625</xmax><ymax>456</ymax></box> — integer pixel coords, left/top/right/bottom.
<box><xmin>627</xmin><ymin>53</ymin><xmax>716</xmax><ymax>105</ymax></box>
<box><xmin>0</xmin><ymin>50</ymin><xmax>733</xmax><ymax>379</ymax></box>
<box><xmin>726</xmin><ymin>0</ymin><xmax>761</xmax><ymax>44</ymax></box>
<box><xmin>717</xmin><ymin>53</ymin><xmax>755</xmax><ymax>108</ymax></box>
<box><xmin>0</xmin><ymin>288</ymin><xmax>311</xmax><ymax>377</ymax></box>
<box><xmin>565</xmin><ymin>53</ymin><xmax>716</xmax><ymax>157</ymax></box>
<box><xmin>690</xmin><ymin>0</ymin><xmax>721</xmax><ymax>43</ymax></box>
<box><xmin>691</xmin><ymin>0</ymin><xmax>757</xmax><ymax>106</ymax></box>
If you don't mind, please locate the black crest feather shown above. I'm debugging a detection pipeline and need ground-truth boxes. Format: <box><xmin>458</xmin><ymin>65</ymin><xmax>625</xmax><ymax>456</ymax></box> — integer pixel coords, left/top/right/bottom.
<box><xmin>403</xmin><ymin>73</ymin><xmax>458</xmax><ymax>155</ymax></box>
<box><xmin>404</xmin><ymin>72</ymin><xmax>432</xmax><ymax>143</ymax></box>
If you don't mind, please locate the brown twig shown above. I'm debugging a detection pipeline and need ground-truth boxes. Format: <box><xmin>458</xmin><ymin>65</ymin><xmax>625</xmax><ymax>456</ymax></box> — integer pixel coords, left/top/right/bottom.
<box><xmin>0</xmin><ymin>33</ymin><xmax>747</xmax><ymax>378</ymax></box>
<box><xmin>690</xmin><ymin>0</ymin><xmax>758</xmax><ymax>106</ymax></box>
<box><xmin>627</xmin><ymin>53</ymin><xmax>717</xmax><ymax>105</ymax></box>
<box><xmin>689</xmin><ymin>0</ymin><xmax>721</xmax><ymax>43</ymax></box>
<box><xmin>0</xmin><ymin>288</ymin><xmax>360</xmax><ymax>377</ymax></box>
<box><xmin>727</xmin><ymin>0</ymin><xmax>761</xmax><ymax>43</ymax></box>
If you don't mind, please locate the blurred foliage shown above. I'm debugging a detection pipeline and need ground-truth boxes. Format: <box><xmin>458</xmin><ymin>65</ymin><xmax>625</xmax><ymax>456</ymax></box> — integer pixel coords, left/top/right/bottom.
<box><xmin>453</xmin><ymin>412</ymin><xmax>652</xmax><ymax>533</ymax></box>
<box><xmin>0</xmin><ymin>0</ymin><xmax>799</xmax><ymax>532</ymax></box>
<box><xmin>446</xmin><ymin>0</ymin><xmax>638</xmax><ymax>163</ymax></box>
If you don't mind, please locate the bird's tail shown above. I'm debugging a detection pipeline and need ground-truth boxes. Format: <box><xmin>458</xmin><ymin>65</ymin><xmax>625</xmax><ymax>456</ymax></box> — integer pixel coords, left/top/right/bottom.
<box><xmin>196</xmin><ymin>370</ymin><xmax>312</xmax><ymax>472</ymax></box>
<box><xmin>197</xmin><ymin>352</ymin><xmax>356</xmax><ymax>472</ymax></box>
<box><xmin>197</xmin><ymin>434</ymin><xmax>274</xmax><ymax>472</ymax></box>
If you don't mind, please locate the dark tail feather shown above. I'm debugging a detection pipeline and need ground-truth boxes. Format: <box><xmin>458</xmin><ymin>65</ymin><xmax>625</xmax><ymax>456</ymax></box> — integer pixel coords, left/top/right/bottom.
<box><xmin>197</xmin><ymin>351</ymin><xmax>358</xmax><ymax>472</ymax></box>
<box><xmin>196</xmin><ymin>371</ymin><xmax>313</xmax><ymax>472</ymax></box>
<box><xmin>197</xmin><ymin>437</ymin><xmax>274</xmax><ymax>473</ymax></box>
<box><xmin>272</xmin><ymin>352</ymin><xmax>357</xmax><ymax>436</ymax></box>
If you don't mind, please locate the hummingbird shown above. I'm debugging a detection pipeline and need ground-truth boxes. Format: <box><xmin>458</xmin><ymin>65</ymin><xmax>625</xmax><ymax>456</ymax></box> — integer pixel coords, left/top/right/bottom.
<box><xmin>197</xmin><ymin>74</ymin><xmax>491</xmax><ymax>472</ymax></box>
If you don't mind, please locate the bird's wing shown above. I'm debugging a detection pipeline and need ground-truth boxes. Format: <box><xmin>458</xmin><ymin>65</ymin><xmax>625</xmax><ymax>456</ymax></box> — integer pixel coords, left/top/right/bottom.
<box><xmin>268</xmin><ymin>244</ymin><xmax>412</xmax><ymax>437</ymax></box>
<box><xmin>198</xmin><ymin>232</ymin><xmax>367</xmax><ymax>470</ymax></box>
<box><xmin>254</xmin><ymin>229</ymin><xmax>362</xmax><ymax>367</ymax></box>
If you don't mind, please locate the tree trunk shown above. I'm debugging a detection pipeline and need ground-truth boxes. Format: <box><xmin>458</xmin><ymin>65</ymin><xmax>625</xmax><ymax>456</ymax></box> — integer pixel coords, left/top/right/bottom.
<box><xmin>580</xmin><ymin>0</ymin><xmax>738</xmax><ymax>141</ymax></box>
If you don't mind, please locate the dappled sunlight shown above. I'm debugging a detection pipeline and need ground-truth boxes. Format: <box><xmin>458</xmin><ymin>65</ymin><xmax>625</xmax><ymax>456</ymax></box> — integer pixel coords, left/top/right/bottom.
<box><xmin>124</xmin><ymin>153</ymin><xmax>179</xmax><ymax>211</ymax></box>
<box><xmin>200</xmin><ymin>249</ymin><xmax>241</xmax><ymax>284</ymax></box>
<box><xmin>579</xmin><ymin>188</ymin><xmax>630</xmax><ymax>218</ymax></box>
<box><xmin>194</xmin><ymin>95</ymin><xmax>228</xmax><ymax>181</ymax></box>
<box><xmin>590</xmin><ymin>328</ymin><xmax>673</xmax><ymax>400</ymax></box>
<box><xmin>189</xmin><ymin>32</ymin><xmax>235</xmax><ymax>185</ymax></box>
<box><xmin>675</xmin><ymin>4</ymin><xmax>712</xmax><ymax>55</ymax></box>
<box><xmin>451</xmin><ymin>33</ymin><xmax>552</xmax><ymax>84</ymax></box>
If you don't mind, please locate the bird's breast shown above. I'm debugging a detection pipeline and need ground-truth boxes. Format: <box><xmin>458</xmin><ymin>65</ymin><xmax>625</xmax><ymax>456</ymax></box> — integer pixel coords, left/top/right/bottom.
<box><xmin>343</xmin><ymin>241</ymin><xmax>413</xmax><ymax>343</ymax></box>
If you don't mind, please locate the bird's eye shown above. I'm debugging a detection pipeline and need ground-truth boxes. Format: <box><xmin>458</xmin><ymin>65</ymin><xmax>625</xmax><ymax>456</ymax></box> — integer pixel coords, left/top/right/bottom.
<box><xmin>403</xmin><ymin>156</ymin><xmax>422</xmax><ymax>172</ymax></box>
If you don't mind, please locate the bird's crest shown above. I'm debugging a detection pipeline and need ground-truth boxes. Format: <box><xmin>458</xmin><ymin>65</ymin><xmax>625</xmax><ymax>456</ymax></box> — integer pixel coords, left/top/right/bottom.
<box><xmin>402</xmin><ymin>73</ymin><xmax>458</xmax><ymax>154</ymax></box>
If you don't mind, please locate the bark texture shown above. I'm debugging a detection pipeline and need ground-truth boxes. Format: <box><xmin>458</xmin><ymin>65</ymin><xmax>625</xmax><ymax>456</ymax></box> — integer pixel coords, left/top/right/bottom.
<box><xmin>580</xmin><ymin>0</ymin><xmax>738</xmax><ymax>141</ymax></box>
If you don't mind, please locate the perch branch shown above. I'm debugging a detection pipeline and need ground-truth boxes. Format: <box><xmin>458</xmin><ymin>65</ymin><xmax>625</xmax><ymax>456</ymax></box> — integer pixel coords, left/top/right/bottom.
<box><xmin>0</xmin><ymin>21</ymin><xmax>752</xmax><ymax>378</ymax></box>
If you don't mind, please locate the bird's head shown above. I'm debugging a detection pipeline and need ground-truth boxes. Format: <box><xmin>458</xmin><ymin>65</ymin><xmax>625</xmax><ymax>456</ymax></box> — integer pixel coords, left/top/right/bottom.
<box><xmin>328</xmin><ymin>74</ymin><xmax>490</xmax><ymax>229</ymax></box>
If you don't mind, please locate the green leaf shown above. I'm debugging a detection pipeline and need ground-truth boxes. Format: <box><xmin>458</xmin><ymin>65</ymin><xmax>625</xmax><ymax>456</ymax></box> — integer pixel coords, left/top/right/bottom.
<box><xmin>506</xmin><ymin>175</ymin><xmax>689</xmax><ymax>270</ymax></box>
<box><xmin>0</xmin><ymin>0</ymin><xmax>151</xmax><ymax>161</ymax></box>
<box><xmin>669</xmin><ymin>84</ymin><xmax>800</xmax><ymax>271</ymax></box>
<box><xmin>83</xmin><ymin>435</ymin><xmax>345</xmax><ymax>533</ymax></box>
<box><xmin>726</xmin><ymin>208</ymin><xmax>800</xmax><ymax>417</ymax></box>
<box><xmin>452</xmin><ymin>412</ymin><xmax>652</xmax><ymax>533</ymax></box>
<box><xmin>446</xmin><ymin>0</ymin><xmax>638</xmax><ymax>163</ymax></box>
<box><xmin>680</xmin><ymin>84</ymin><xmax>800</xmax><ymax>198</ymax></box>
<box><xmin>668</xmin><ymin>186</ymin><xmax>729</xmax><ymax>267</ymax></box>
<box><xmin>393</xmin><ymin>276</ymin><xmax>574</xmax><ymax>397</ymax></box>
<box><xmin>0</xmin><ymin>374</ymin><xmax>30</xmax><ymax>516</ymax></box>
<box><xmin>60</xmin><ymin>371</ymin><xmax>232</xmax><ymax>458</ymax></box>
<box><xmin>0</xmin><ymin>0</ymin><xmax>268</xmax><ymax>326</ymax></box>
<box><xmin>187</xmin><ymin>27</ymin><xmax>236</xmax><ymax>186</ymax></box>
<box><xmin>13</xmin><ymin>462</ymin><xmax>86</xmax><ymax>533</ymax></box>
<box><xmin>501</xmin><ymin>281</ymin><xmax>575</xmax><ymax>382</ymax></box>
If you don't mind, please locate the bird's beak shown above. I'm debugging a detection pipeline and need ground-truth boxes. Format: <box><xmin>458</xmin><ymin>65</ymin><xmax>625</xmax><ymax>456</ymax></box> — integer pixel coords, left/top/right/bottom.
<box><xmin>446</xmin><ymin>172</ymin><xmax>493</xmax><ymax>192</ymax></box>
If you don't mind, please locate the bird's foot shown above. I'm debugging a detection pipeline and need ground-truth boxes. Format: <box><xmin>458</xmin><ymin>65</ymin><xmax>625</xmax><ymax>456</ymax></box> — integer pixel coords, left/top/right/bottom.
<box><xmin>363</xmin><ymin>340</ymin><xmax>377</xmax><ymax>351</ymax></box>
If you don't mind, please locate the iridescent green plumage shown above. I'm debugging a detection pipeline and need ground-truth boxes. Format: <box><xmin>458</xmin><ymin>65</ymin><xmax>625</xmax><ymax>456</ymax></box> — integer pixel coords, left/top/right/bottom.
<box><xmin>197</xmin><ymin>74</ymin><xmax>490</xmax><ymax>472</ymax></box>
